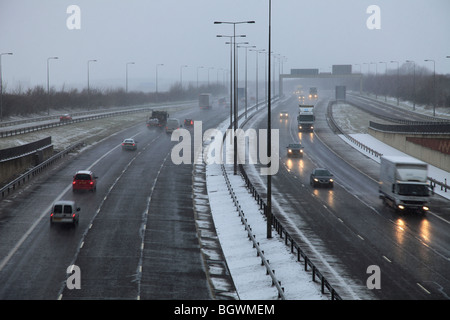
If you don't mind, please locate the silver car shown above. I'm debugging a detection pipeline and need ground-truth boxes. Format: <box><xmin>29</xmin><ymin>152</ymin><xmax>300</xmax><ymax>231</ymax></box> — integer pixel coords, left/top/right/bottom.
<box><xmin>121</xmin><ymin>138</ymin><xmax>137</xmax><ymax>151</ymax></box>
<box><xmin>50</xmin><ymin>200</ymin><xmax>80</xmax><ymax>225</ymax></box>
<box><xmin>165</xmin><ymin>118</ymin><xmax>181</xmax><ymax>133</ymax></box>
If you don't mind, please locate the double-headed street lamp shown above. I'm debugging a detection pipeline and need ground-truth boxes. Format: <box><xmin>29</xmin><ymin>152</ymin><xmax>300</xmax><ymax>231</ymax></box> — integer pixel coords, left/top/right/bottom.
<box><xmin>214</xmin><ymin>20</ymin><xmax>255</xmax><ymax>175</ymax></box>
<box><xmin>0</xmin><ymin>52</ymin><xmax>13</xmax><ymax>121</ymax></box>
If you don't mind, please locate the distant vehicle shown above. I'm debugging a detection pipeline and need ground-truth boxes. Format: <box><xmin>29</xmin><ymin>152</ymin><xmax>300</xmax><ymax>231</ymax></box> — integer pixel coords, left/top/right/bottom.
<box><xmin>218</xmin><ymin>97</ymin><xmax>227</xmax><ymax>108</ymax></box>
<box><xmin>72</xmin><ymin>170</ymin><xmax>97</xmax><ymax>192</ymax></box>
<box><xmin>199</xmin><ymin>93</ymin><xmax>212</xmax><ymax>109</ymax></box>
<box><xmin>309</xmin><ymin>87</ymin><xmax>318</xmax><ymax>99</ymax></box>
<box><xmin>147</xmin><ymin>110</ymin><xmax>169</xmax><ymax>129</ymax></box>
<box><xmin>279</xmin><ymin>111</ymin><xmax>289</xmax><ymax>119</ymax></box>
<box><xmin>166</xmin><ymin>118</ymin><xmax>181</xmax><ymax>133</ymax></box>
<box><xmin>50</xmin><ymin>200</ymin><xmax>80</xmax><ymax>226</ymax></box>
<box><xmin>298</xmin><ymin>95</ymin><xmax>305</xmax><ymax>101</ymax></box>
<box><xmin>379</xmin><ymin>156</ymin><xmax>430</xmax><ymax>213</ymax></box>
<box><xmin>121</xmin><ymin>138</ymin><xmax>137</xmax><ymax>151</ymax></box>
<box><xmin>297</xmin><ymin>105</ymin><xmax>315</xmax><ymax>131</ymax></box>
<box><xmin>184</xmin><ymin>119</ymin><xmax>194</xmax><ymax>127</ymax></box>
<box><xmin>310</xmin><ymin>168</ymin><xmax>334</xmax><ymax>188</ymax></box>
<box><xmin>286</xmin><ymin>143</ymin><xmax>304</xmax><ymax>157</ymax></box>
<box><xmin>60</xmin><ymin>114</ymin><xmax>72</xmax><ymax>122</ymax></box>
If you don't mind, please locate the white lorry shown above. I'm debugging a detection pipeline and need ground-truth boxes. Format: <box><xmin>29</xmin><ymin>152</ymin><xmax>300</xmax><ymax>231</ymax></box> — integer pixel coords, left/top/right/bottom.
<box><xmin>379</xmin><ymin>156</ymin><xmax>431</xmax><ymax>213</ymax></box>
<box><xmin>199</xmin><ymin>93</ymin><xmax>212</xmax><ymax>109</ymax></box>
<box><xmin>297</xmin><ymin>105</ymin><xmax>315</xmax><ymax>131</ymax></box>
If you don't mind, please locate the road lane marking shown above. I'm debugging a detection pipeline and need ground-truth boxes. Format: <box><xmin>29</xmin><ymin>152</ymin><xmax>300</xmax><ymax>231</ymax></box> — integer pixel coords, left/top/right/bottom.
<box><xmin>417</xmin><ymin>283</ymin><xmax>431</xmax><ymax>294</ymax></box>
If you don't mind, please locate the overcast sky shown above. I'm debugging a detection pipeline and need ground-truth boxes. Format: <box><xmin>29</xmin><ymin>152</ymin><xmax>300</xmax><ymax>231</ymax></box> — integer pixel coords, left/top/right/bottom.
<box><xmin>1</xmin><ymin>0</ymin><xmax>449</xmax><ymax>92</ymax></box>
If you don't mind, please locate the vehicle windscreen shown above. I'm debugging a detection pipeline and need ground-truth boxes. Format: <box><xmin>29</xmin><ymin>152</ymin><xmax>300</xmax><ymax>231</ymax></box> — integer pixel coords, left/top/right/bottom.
<box><xmin>298</xmin><ymin>115</ymin><xmax>314</xmax><ymax>121</ymax></box>
<box><xmin>75</xmin><ymin>174</ymin><xmax>91</xmax><ymax>180</ymax></box>
<box><xmin>315</xmin><ymin>170</ymin><xmax>331</xmax><ymax>176</ymax></box>
<box><xmin>397</xmin><ymin>184</ymin><xmax>429</xmax><ymax>196</ymax></box>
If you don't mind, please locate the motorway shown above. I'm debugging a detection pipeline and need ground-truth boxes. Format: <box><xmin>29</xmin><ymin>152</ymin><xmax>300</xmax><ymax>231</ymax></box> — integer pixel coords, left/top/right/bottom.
<box><xmin>0</xmin><ymin>92</ymin><xmax>449</xmax><ymax>300</ymax></box>
<box><xmin>0</xmin><ymin>104</ymin><xmax>235</xmax><ymax>299</ymax></box>
<box><xmin>242</xmin><ymin>91</ymin><xmax>450</xmax><ymax>299</ymax></box>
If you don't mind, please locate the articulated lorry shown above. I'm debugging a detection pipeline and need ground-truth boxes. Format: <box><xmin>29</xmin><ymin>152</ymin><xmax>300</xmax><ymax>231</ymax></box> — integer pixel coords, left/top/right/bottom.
<box><xmin>297</xmin><ymin>105</ymin><xmax>315</xmax><ymax>131</ymax></box>
<box><xmin>379</xmin><ymin>156</ymin><xmax>431</xmax><ymax>213</ymax></box>
<box><xmin>147</xmin><ymin>110</ymin><xmax>169</xmax><ymax>129</ymax></box>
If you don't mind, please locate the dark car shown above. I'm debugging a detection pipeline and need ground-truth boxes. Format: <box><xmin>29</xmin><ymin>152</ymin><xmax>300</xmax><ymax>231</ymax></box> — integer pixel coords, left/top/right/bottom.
<box><xmin>184</xmin><ymin>119</ymin><xmax>194</xmax><ymax>127</ymax></box>
<box><xmin>287</xmin><ymin>143</ymin><xmax>304</xmax><ymax>157</ymax></box>
<box><xmin>279</xmin><ymin>111</ymin><xmax>289</xmax><ymax>119</ymax></box>
<box><xmin>310</xmin><ymin>168</ymin><xmax>334</xmax><ymax>188</ymax></box>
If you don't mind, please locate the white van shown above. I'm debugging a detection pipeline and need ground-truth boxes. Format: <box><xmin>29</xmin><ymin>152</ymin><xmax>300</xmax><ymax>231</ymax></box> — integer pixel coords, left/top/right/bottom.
<box><xmin>50</xmin><ymin>200</ymin><xmax>80</xmax><ymax>226</ymax></box>
<box><xmin>165</xmin><ymin>118</ymin><xmax>181</xmax><ymax>133</ymax></box>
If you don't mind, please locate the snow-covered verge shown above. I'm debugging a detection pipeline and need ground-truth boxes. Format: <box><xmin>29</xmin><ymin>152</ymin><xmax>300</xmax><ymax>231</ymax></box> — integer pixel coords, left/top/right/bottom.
<box><xmin>206</xmin><ymin>162</ymin><xmax>326</xmax><ymax>300</ymax></box>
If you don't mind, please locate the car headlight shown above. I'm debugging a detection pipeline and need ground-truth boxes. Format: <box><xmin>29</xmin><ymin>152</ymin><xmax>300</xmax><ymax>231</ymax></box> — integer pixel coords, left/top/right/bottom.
<box><xmin>329</xmin><ymin>179</ymin><xmax>334</xmax><ymax>182</ymax></box>
<box><xmin>314</xmin><ymin>178</ymin><xmax>319</xmax><ymax>182</ymax></box>
<box><xmin>288</xmin><ymin>149</ymin><xmax>292</xmax><ymax>153</ymax></box>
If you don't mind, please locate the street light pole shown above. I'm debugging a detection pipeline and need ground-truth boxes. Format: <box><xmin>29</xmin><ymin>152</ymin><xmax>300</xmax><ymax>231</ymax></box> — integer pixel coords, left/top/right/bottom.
<box><xmin>379</xmin><ymin>61</ymin><xmax>387</xmax><ymax>102</ymax></box>
<box><xmin>424</xmin><ymin>59</ymin><xmax>436</xmax><ymax>116</ymax></box>
<box><xmin>87</xmin><ymin>59</ymin><xmax>97</xmax><ymax>110</ymax></box>
<box><xmin>126</xmin><ymin>62</ymin><xmax>135</xmax><ymax>93</ymax></box>
<box><xmin>267</xmin><ymin>0</ymin><xmax>272</xmax><ymax>239</ymax></box>
<box><xmin>390</xmin><ymin>61</ymin><xmax>399</xmax><ymax>106</ymax></box>
<box><xmin>238</xmin><ymin>45</ymin><xmax>255</xmax><ymax>119</ymax></box>
<box><xmin>406</xmin><ymin>60</ymin><xmax>416</xmax><ymax>110</ymax></box>
<box><xmin>180</xmin><ymin>65</ymin><xmax>188</xmax><ymax>90</ymax></box>
<box><xmin>250</xmin><ymin>49</ymin><xmax>265</xmax><ymax>111</ymax></box>
<box><xmin>217</xmin><ymin>34</ymin><xmax>246</xmax><ymax>148</ymax></box>
<box><xmin>0</xmin><ymin>52</ymin><xmax>13</xmax><ymax>122</ymax></box>
<box><xmin>156</xmin><ymin>63</ymin><xmax>164</xmax><ymax>93</ymax></box>
<box><xmin>197</xmin><ymin>66</ymin><xmax>204</xmax><ymax>89</ymax></box>
<box><xmin>47</xmin><ymin>56</ymin><xmax>59</xmax><ymax>115</ymax></box>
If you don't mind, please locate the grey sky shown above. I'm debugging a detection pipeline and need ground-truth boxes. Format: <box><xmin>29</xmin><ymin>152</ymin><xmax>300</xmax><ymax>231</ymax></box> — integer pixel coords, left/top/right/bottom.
<box><xmin>1</xmin><ymin>0</ymin><xmax>449</xmax><ymax>92</ymax></box>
